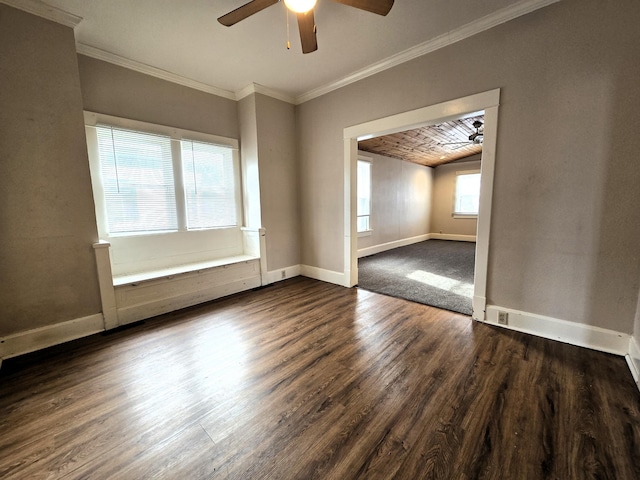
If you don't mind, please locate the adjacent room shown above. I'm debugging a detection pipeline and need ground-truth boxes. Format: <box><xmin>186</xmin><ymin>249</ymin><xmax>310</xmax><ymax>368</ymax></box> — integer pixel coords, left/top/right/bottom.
<box><xmin>1</xmin><ymin>0</ymin><xmax>640</xmax><ymax>478</ymax></box>
<box><xmin>356</xmin><ymin>116</ymin><xmax>484</xmax><ymax>315</ymax></box>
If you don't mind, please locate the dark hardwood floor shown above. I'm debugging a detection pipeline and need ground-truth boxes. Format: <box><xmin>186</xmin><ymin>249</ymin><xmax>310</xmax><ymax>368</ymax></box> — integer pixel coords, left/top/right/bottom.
<box><xmin>1</xmin><ymin>277</ymin><xmax>638</xmax><ymax>479</ymax></box>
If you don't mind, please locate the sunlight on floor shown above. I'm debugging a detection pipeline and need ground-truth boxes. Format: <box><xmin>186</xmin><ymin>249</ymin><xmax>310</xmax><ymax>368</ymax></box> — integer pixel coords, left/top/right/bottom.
<box><xmin>407</xmin><ymin>270</ymin><xmax>473</xmax><ymax>298</ymax></box>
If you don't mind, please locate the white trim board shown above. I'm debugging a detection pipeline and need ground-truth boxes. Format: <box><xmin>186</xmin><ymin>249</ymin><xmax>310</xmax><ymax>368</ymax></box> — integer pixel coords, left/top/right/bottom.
<box><xmin>429</xmin><ymin>233</ymin><xmax>476</xmax><ymax>242</ymax></box>
<box><xmin>263</xmin><ymin>265</ymin><xmax>302</xmax><ymax>285</ymax></box>
<box><xmin>358</xmin><ymin>234</ymin><xmax>430</xmax><ymax>258</ymax></box>
<box><xmin>236</xmin><ymin>83</ymin><xmax>296</xmax><ymax>105</ymax></box>
<box><xmin>300</xmin><ymin>265</ymin><xmax>349</xmax><ymax>288</ymax></box>
<box><xmin>76</xmin><ymin>44</ymin><xmax>237</xmax><ymax>101</ymax></box>
<box><xmin>627</xmin><ymin>337</ymin><xmax>640</xmax><ymax>389</ymax></box>
<box><xmin>76</xmin><ymin>46</ymin><xmax>292</xmax><ymax>104</ymax></box>
<box><xmin>6</xmin><ymin>0</ymin><xmax>560</xmax><ymax>105</ymax></box>
<box><xmin>295</xmin><ymin>0</ymin><xmax>561</xmax><ymax>104</ymax></box>
<box><xmin>1</xmin><ymin>0</ymin><xmax>82</xmax><ymax>28</ymax></box>
<box><xmin>357</xmin><ymin>234</ymin><xmax>476</xmax><ymax>259</ymax></box>
<box><xmin>0</xmin><ymin>314</ymin><xmax>104</xmax><ymax>360</ymax></box>
<box><xmin>111</xmin><ymin>255</ymin><xmax>258</xmax><ymax>287</ymax></box>
<box><xmin>473</xmin><ymin>295</ymin><xmax>487</xmax><ymax>321</ymax></box>
<box><xmin>115</xmin><ymin>274</ymin><xmax>262</xmax><ymax>325</ymax></box>
<box><xmin>484</xmin><ymin>305</ymin><xmax>631</xmax><ymax>356</ymax></box>
<box><xmin>344</xmin><ymin>89</ymin><xmax>500</xmax><ymax>324</ymax></box>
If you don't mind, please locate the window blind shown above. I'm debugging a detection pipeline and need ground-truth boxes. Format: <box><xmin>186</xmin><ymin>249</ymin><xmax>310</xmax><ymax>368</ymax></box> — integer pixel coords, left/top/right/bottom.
<box><xmin>357</xmin><ymin>160</ymin><xmax>371</xmax><ymax>232</ymax></box>
<box><xmin>180</xmin><ymin>140</ymin><xmax>237</xmax><ymax>229</ymax></box>
<box><xmin>96</xmin><ymin>126</ymin><xmax>177</xmax><ymax>234</ymax></box>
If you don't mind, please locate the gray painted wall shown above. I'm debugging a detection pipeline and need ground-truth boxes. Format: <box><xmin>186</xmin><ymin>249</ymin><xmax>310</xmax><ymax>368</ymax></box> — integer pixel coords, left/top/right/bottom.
<box><xmin>255</xmin><ymin>94</ymin><xmax>300</xmax><ymax>271</ymax></box>
<box><xmin>357</xmin><ymin>151</ymin><xmax>432</xmax><ymax>250</ymax></box>
<box><xmin>238</xmin><ymin>95</ymin><xmax>262</xmax><ymax>229</ymax></box>
<box><xmin>634</xmin><ymin>285</ymin><xmax>640</xmax><ymax>350</ymax></box>
<box><xmin>78</xmin><ymin>55</ymin><xmax>239</xmax><ymax>139</ymax></box>
<box><xmin>431</xmin><ymin>156</ymin><xmax>481</xmax><ymax>237</ymax></box>
<box><xmin>80</xmin><ymin>63</ymin><xmax>300</xmax><ymax>273</ymax></box>
<box><xmin>3</xmin><ymin>0</ymin><xmax>640</xmax><ymax>349</ymax></box>
<box><xmin>298</xmin><ymin>0</ymin><xmax>640</xmax><ymax>333</ymax></box>
<box><xmin>0</xmin><ymin>6</ymin><xmax>101</xmax><ymax>336</ymax></box>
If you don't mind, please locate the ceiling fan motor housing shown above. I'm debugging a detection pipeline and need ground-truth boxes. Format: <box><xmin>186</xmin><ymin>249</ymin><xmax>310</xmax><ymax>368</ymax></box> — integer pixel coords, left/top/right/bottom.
<box><xmin>217</xmin><ymin>0</ymin><xmax>395</xmax><ymax>53</ymax></box>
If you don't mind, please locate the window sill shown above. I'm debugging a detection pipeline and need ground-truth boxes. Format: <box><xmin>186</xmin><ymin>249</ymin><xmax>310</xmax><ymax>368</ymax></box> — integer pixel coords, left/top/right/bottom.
<box><xmin>112</xmin><ymin>254</ymin><xmax>259</xmax><ymax>287</ymax></box>
<box><xmin>357</xmin><ymin>230</ymin><xmax>373</xmax><ymax>237</ymax></box>
<box><xmin>453</xmin><ymin>214</ymin><xmax>478</xmax><ymax>219</ymax></box>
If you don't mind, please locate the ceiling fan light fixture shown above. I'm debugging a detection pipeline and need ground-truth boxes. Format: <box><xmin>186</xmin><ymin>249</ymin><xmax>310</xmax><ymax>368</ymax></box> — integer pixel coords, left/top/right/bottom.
<box><xmin>284</xmin><ymin>0</ymin><xmax>317</xmax><ymax>13</ymax></box>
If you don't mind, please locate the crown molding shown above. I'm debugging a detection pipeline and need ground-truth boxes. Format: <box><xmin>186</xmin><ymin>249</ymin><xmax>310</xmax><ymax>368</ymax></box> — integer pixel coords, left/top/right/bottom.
<box><xmin>294</xmin><ymin>0</ymin><xmax>562</xmax><ymax>104</ymax></box>
<box><xmin>1</xmin><ymin>0</ymin><xmax>82</xmax><ymax>28</ymax></box>
<box><xmin>23</xmin><ymin>0</ymin><xmax>559</xmax><ymax>106</ymax></box>
<box><xmin>76</xmin><ymin>43</ymin><xmax>237</xmax><ymax>101</ymax></box>
<box><xmin>75</xmin><ymin>44</ymin><xmax>297</xmax><ymax>105</ymax></box>
<box><xmin>235</xmin><ymin>83</ymin><xmax>296</xmax><ymax>105</ymax></box>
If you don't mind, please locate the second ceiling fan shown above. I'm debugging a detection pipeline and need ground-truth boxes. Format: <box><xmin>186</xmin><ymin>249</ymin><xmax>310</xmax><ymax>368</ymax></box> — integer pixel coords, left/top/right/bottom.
<box><xmin>218</xmin><ymin>0</ymin><xmax>395</xmax><ymax>54</ymax></box>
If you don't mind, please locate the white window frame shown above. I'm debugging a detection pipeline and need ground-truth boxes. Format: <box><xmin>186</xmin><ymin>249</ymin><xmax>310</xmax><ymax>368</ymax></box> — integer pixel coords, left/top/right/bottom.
<box><xmin>357</xmin><ymin>156</ymin><xmax>372</xmax><ymax>236</ymax></box>
<box><xmin>84</xmin><ymin>111</ymin><xmax>244</xmax><ymax>276</ymax></box>
<box><xmin>453</xmin><ymin>169</ymin><xmax>481</xmax><ymax>219</ymax></box>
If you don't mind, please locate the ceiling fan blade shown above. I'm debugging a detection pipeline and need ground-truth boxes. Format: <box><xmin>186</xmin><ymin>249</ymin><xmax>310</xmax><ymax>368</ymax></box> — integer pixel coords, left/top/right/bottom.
<box><xmin>218</xmin><ymin>0</ymin><xmax>280</xmax><ymax>26</ymax></box>
<box><xmin>441</xmin><ymin>141</ymin><xmax>471</xmax><ymax>146</ymax></box>
<box><xmin>332</xmin><ymin>0</ymin><xmax>394</xmax><ymax>16</ymax></box>
<box><xmin>297</xmin><ymin>11</ymin><xmax>318</xmax><ymax>54</ymax></box>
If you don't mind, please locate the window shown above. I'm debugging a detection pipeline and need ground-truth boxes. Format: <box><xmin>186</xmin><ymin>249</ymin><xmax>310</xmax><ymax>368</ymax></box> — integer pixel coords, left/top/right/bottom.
<box><xmin>85</xmin><ymin>112</ymin><xmax>244</xmax><ymax>277</ymax></box>
<box><xmin>181</xmin><ymin>140</ymin><xmax>237</xmax><ymax>230</ymax></box>
<box><xmin>89</xmin><ymin>121</ymin><xmax>240</xmax><ymax>237</ymax></box>
<box><xmin>454</xmin><ymin>170</ymin><xmax>481</xmax><ymax>217</ymax></box>
<box><xmin>96</xmin><ymin>127</ymin><xmax>177</xmax><ymax>234</ymax></box>
<box><xmin>357</xmin><ymin>159</ymin><xmax>372</xmax><ymax>233</ymax></box>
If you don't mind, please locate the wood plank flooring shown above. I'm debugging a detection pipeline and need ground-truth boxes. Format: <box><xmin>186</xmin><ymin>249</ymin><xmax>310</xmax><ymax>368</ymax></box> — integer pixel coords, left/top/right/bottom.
<box><xmin>1</xmin><ymin>277</ymin><xmax>638</xmax><ymax>479</ymax></box>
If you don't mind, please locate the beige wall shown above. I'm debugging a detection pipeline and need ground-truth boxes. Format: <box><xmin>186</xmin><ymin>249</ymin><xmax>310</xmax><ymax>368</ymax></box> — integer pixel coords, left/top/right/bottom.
<box><xmin>357</xmin><ymin>151</ymin><xmax>432</xmax><ymax>250</ymax></box>
<box><xmin>634</xmin><ymin>289</ymin><xmax>640</xmax><ymax>346</ymax></box>
<box><xmin>78</xmin><ymin>55</ymin><xmax>238</xmax><ymax>139</ymax></box>
<box><xmin>298</xmin><ymin>0</ymin><xmax>640</xmax><ymax>332</ymax></box>
<box><xmin>3</xmin><ymin>0</ymin><xmax>640</xmax><ymax>351</ymax></box>
<box><xmin>431</xmin><ymin>155</ymin><xmax>481</xmax><ymax>237</ymax></box>
<box><xmin>80</xmin><ymin>60</ymin><xmax>299</xmax><ymax>273</ymax></box>
<box><xmin>0</xmin><ymin>6</ymin><xmax>101</xmax><ymax>336</ymax></box>
<box><xmin>632</xmin><ymin>285</ymin><xmax>640</xmax><ymax>382</ymax></box>
<box><xmin>255</xmin><ymin>94</ymin><xmax>300</xmax><ymax>271</ymax></box>
<box><xmin>238</xmin><ymin>95</ymin><xmax>262</xmax><ymax>229</ymax></box>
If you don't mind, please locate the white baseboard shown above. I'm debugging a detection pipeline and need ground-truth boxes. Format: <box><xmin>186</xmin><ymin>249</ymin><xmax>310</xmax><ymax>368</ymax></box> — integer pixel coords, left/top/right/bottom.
<box><xmin>357</xmin><ymin>233</ymin><xmax>476</xmax><ymax>259</ymax></box>
<box><xmin>627</xmin><ymin>336</ymin><xmax>640</xmax><ymax>390</ymax></box>
<box><xmin>264</xmin><ymin>265</ymin><xmax>301</xmax><ymax>285</ymax></box>
<box><xmin>429</xmin><ymin>233</ymin><xmax>476</xmax><ymax>242</ymax></box>
<box><xmin>300</xmin><ymin>264</ymin><xmax>347</xmax><ymax>287</ymax></box>
<box><xmin>0</xmin><ymin>313</ymin><xmax>105</xmax><ymax>360</ymax></box>
<box><xmin>472</xmin><ymin>295</ymin><xmax>486</xmax><ymax>322</ymax></box>
<box><xmin>357</xmin><ymin>234</ymin><xmax>430</xmax><ymax>258</ymax></box>
<box><xmin>485</xmin><ymin>305</ymin><xmax>630</xmax><ymax>356</ymax></box>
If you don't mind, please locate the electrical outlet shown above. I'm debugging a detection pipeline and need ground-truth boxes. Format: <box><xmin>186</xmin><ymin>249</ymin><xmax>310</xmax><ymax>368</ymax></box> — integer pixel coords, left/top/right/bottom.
<box><xmin>498</xmin><ymin>311</ymin><xmax>508</xmax><ymax>325</ymax></box>
<box><xmin>281</xmin><ymin>270</ymin><xmax>286</xmax><ymax>279</ymax></box>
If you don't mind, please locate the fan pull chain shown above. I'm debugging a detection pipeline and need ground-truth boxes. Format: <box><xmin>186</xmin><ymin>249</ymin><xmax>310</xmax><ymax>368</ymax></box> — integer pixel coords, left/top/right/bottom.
<box><xmin>285</xmin><ymin>5</ymin><xmax>291</xmax><ymax>50</ymax></box>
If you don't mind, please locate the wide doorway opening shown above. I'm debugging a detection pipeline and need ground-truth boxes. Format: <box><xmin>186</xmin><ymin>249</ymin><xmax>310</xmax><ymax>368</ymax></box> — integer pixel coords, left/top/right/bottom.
<box><xmin>343</xmin><ymin>90</ymin><xmax>500</xmax><ymax>321</ymax></box>
<box><xmin>355</xmin><ymin>115</ymin><xmax>483</xmax><ymax>315</ymax></box>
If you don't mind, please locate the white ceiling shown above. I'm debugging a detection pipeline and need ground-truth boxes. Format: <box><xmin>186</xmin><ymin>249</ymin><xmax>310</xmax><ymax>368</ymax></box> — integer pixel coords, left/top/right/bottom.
<box><xmin>33</xmin><ymin>0</ymin><xmax>553</xmax><ymax>102</ymax></box>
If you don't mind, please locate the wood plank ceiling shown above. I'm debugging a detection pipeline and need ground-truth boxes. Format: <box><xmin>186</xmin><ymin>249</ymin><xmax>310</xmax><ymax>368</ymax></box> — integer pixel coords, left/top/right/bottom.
<box><xmin>358</xmin><ymin>115</ymin><xmax>484</xmax><ymax>167</ymax></box>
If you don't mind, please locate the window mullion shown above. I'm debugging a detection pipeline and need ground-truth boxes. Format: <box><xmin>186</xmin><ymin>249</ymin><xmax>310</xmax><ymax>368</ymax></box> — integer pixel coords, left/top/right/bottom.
<box><xmin>172</xmin><ymin>139</ymin><xmax>187</xmax><ymax>231</ymax></box>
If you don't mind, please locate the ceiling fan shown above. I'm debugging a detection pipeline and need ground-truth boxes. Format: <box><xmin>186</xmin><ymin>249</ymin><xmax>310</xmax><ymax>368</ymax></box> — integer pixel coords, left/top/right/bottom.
<box><xmin>441</xmin><ymin>120</ymin><xmax>484</xmax><ymax>148</ymax></box>
<box><xmin>217</xmin><ymin>0</ymin><xmax>395</xmax><ymax>54</ymax></box>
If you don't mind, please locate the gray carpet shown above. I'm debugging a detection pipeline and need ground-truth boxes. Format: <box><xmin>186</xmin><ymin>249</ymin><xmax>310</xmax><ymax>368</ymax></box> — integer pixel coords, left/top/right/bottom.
<box><xmin>357</xmin><ymin>240</ymin><xmax>475</xmax><ymax>315</ymax></box>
